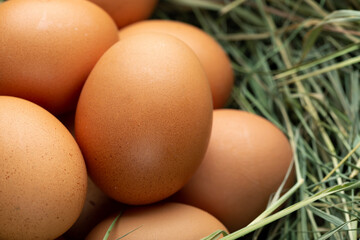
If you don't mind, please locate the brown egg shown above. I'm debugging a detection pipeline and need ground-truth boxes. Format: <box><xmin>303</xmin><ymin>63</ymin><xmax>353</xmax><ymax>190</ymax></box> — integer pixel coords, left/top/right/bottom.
<box><xmin>0</xmin><ymin>0</ymin><xmax>118</xmax><ymax>115</ymax></box>
<box><xmin>119</xmin><ymin>20</ymin><xmax>234</xmax><ymax>109</ymax></box>
<box><xmin>0</xmin><ymin>96</ymin><xmax>87</xmax><ymax>240</ymax></box>
<box><xmin>58</xmin><ymin>113</ymin><xmax>125</xmax><ymax>240</ymax></box>
<box><xmin>64</xmin><ymin>177</ymin><xmax>124</xmax><ymax>240</ymax></box>
<box><xmin>75</xmin><ymin>33</ymin><xmax>213</xmax><ymax>205</ymax></box>
<box><xmin>86</xmin><ymin>202</ymin><xmax>228</xmax><ymax>240</ymax></box>
<box><xmin>174</xmin><ymin>109</ymin><xmax>294</xmax><ymax>232</ymax></box>
<box><xmin>88</xmin><ymin>0</ymin><xmax>159</xmax><ymax>29</ymax></box>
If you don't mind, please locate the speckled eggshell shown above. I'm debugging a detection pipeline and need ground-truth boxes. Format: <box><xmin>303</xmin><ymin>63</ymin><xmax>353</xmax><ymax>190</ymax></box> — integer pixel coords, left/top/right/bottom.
<box><xmin>0</xmin><ymin>0</ymin><xmax>119</xmax><ymax>115</ymax></box>
<box><xmin>0</xmin><ymin>96</ymin><xmax>88</xmax><ymax>240</ymax></box>
<box><xmin>88</xmin><ymin>0</ymin><xmax>159</xmax><ymax>29</ymax></box>
<box><xmin>174</xmin><ymin>109</ymin><xmax>295</xmax><ymax>232</ymax></box>
<box><xmin>75</xmin><ymin>33</ymin><xmax>213</xmax><ymax>205</ymax></box>
<box><xmin>119</xmin><ymin>20</ymin><xmax>234</xmax><ymax>109</ymax></box>
<box><xmin>86</xmin><ymin>202</ymin><xmax>228</xmax><ymax>240</ymax></box>
<box><xmin>58</xmin><ymin>113</ymin><xmax>123</xmax><ymax>239</ymax></box>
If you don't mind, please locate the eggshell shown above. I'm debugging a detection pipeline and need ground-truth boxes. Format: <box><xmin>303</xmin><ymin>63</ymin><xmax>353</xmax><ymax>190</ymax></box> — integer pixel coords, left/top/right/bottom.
<box><xmin>64</xmin><ymin>177</ymin><xmax>124</xmax><ymax>240</ymax></box>
<box><xmin>88</xmin><ymin>0</ymin><xmax>159</xmax><ymax>29</ymax></box>
<box><xmin>0</xmin><ymin>0</ymin><xmax>119</xmax><ymax>115</ymax></box>
<box><xmin>75</xmin><ymin>33</ymin><xmax>213</xmax><ymax>205</ymax></box>
<box><xmin>58</xmin><ymin>113</ymin><xmax>123</xmax><ymax>239</ymax></box>
<box><xmin>0</xmin><ymin>96</ymin><xmax>87</xmax><ymax>240</ymax></box>
<box><xmin>119</xmin><ymin>19</ymin><xmax>234</xmax><ymax>109</ymax></box>
<box><xmin>86</xmin><ymin>202</ymin><xmax>228</xmax><ymax>240</ymax></box>
<box><xmin>174</xmin><ymin>109</ymin><xmax>295</xmax><ymax>232</ymax></box>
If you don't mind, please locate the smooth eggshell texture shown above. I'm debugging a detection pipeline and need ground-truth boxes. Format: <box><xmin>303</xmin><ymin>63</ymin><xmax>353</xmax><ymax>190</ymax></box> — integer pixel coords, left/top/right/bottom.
<box><xmin>0</xmin><ymin>0</ymin><xmax>119</xmax><ymax>114</ymax></box>
<box><xmin>0</xmin><ymin>96</ymin><xmax>87</xmax><ymax>240</ymax></box>
<box><xmin>174</xmin><ymin>109</ymin><xmax>294</xmax><ymax>232</ymax></box>
<box><xmin>88</xmin><ymin>0</ymin><xmax>159</xmax><ymax>29</ymax></box>
<box><xmin>86</xmin><ymin>202</ymin><xmax>228</xmax><ymax>240</ymax></box>
<box><xmin>119</xmin><ymin>20</ymin><xmax>234</xmax><ymax>109</ymax></box>
<box><xmin>75</xmin><ymin>33</ymin><xmax>213</xmax><ymax>205</ymax></box>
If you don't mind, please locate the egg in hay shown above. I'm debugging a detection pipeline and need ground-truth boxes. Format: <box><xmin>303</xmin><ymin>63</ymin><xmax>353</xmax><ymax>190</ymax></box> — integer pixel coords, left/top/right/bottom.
<box><xmin>86</xmin><ymin>202</ymin><xmax>227</xmax><ymax>240</ymax></box>
<box><xmin>75</xmin><ymin>33</ymin><xmax>213</xmax><ymax>205</ymax></box>
<box><xmin>174</xmin><ymin>109</ymin><xmax>294</xmax><ymax>232</ymax></box>
<box><xmin>0</xmin><ymin>96</ymin><xmax>87</xmax><ymax>240</ymax></box>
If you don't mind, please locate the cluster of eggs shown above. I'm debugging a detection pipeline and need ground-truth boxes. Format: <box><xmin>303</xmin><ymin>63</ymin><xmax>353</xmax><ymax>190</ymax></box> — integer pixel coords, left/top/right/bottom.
<box><xmin>0</xmin><ymin>0</ymin><xmax>294</xmax><ymax>239</ymax></box>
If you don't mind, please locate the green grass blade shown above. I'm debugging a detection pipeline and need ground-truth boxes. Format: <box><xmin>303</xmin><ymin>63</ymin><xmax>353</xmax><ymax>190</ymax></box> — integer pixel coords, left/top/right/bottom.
<box><xmin>301</xmin><ymin>26</ymin><xmax>324</xmax><ymax>60</ymax></box>
<box><xmin>220</xmin><ymin>182</ymin><xmax>360</xmax><ymax>239</ymax></box>
<box><xmin>317</xmin><ymin>220</ymin><xmax>356</xmax><ymax>240</ymax></box>
<box><xmin>200</xmin><ymin>230</ymin><xmax>228</xmax><ymax>240</ymax></box>
<box><xmin>315</xmin><ymin>141</ymin><xmax>360</xmax><ymax>190</ymax></box>
<box><xmin>282</xmin><ymin>55</ymin><xmax>360</xmax><ymax>85</ymax></box>
<box><xmin>249</xmin><ymin>179</ymin><xmax>304</xmax><ymax>225</ymax></box>
<box><xmin>115</xmin><ymin>225</ymin><xmax>143</xmax><ymax>240</ymax></box>
<box><xmin>220</xmin><ymin>0</ymin><xmax>246</xmax><ymax>15</ymax></box>
<box><xmin>164</xmin><ymin>0</ymin><xmax>222</xmax><ymax>10</ymax></box>
<box><xmin>274</xmin><ymin>43</ymin><xmax>360</xmax><ymax>80</ymax></box>
<box><xmin>103</xmin><ymin>214</ymin><xmax>122</xmax><ymax>240</ymax></box>
<box><xmin>307</xmin><ymin>205</ymin><xmax>348</xmax><ymax>230</ymax></box>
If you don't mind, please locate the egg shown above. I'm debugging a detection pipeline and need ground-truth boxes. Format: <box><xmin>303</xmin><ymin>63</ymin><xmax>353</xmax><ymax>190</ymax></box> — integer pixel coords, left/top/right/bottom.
<box><xmin>57</xmin><ymin>113</ymin><xmax>124</xmax><ymax>238</ymax></box>
<box><xmin>87</xmin><ymin>0</ymin><xmax>159</xmax><ymax>29</ymax></box>
<box><xmin>0</xmin><ymin>0</ymin><xmax>118</xmax><ymax>115</ymax></box>
<box><xmin>119</xmin><ymin>19</ymin><xmax>234</xmax><ymax>109</ymax></box>
<box><xmin>75</xmin><ymin>33</ymin><xmax>213</xmax><ymax>205</ymax></box>
<box><xmin>174</xmin><ymin>109</ymin><xmax>295</xmax><ymax>232</ymax></box>
<box><xmin>58</xmin><ymin>112</ymin><xmax>123</xmax><ymax>239</ymax></box>
<box><xmin>0</xmin><ymin>96</ymin><xmax>87</xmax><ymax>240</ymax></box>
<box><xmin>86</xmin><ymin>202</ymin><xmax>228</xmax><ymax>240</ymax></box>
<box><xmin>64</xmin><ymin>177</ymin><xmax>124</xmax><ymax>240</ymax></box>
